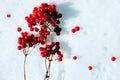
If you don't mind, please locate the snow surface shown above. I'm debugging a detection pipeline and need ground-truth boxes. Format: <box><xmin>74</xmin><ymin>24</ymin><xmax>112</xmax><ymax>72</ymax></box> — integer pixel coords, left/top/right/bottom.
<box><xmin>0</xmin><ymin>0</ymin><xmax>120</xmax><ymax>80</ymax></box>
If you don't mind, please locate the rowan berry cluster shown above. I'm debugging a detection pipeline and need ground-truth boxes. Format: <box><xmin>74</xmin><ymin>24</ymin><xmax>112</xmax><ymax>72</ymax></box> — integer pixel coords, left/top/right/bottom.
<box><xmin>17</xmin><ymin>3</ymin><xmax>63</xmax><ymax>60</ymax></box>
<box><xmin>17</xmin><ymin>32</ymin><xmax>38</xmax><ymax>50</ymax></box>
<box><xmin>25</xmin><ymin>3</ymin><xmax>62</xmax><ymax>35</ymax></box>
<box><xmin>39</xmin><ymin>42</ymin><xmax>63</xmax><ymax>61</ymax></box>
<box><xmin>17</xmin><ymin>3</ymin><xmax>63</xmax><ymax>80</ymax></box>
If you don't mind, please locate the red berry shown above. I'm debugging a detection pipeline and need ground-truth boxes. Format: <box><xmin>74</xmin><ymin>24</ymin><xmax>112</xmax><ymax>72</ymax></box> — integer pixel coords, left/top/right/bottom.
<box><xmin>30</xmin><ymin>28</ymin><xmax>34</xmax><ymax>31</ymax></box>
<box><xmin>21</xmin><ymin>39</ymin><xmax>26</xmax><ymax>45</ymax></box>
<box><xmin>24</xmin><ymin>32</ymin><xmax>28</xmax><ymax>36</ymax></box>
<box><xmin>6</xmin><ymin>14</ymin><xmax>11</xmax><ymax>18</ymax></box>
<box><xmin>58</xmin><ymin>53</ymin><xmax>63</xmax><ymax>58</ymax></box>
<box><xmin>17</xmin><ymin>27</ymin><xmax>22</xmax><ymax>32</ymax></box>
<box><xmin>17</xmin><ymin>46</ymin><xmax>22</xmax><ymax>50</ymax></box>
<box><xmin>41</xmin><ymin>3</ymin><xmax>48</xmax><ymax>8</ymax></box>
<box><xmin>34</xmin><ymin>27</ymin><xmax>39</xmax><ymax>32</ymax></box>
<box><xmin>40</xmin><ymin>52</ymin><xmax>46</xmax><ymax>57</ymax></box>
<box><xmin>39</xmin><ymin>31</ymin><xmax>45</xmax><ymax>35</ymax></box>
<box><xmin>33</xmin><ymin>7</ymin><xmax>38</xmax><ymax>11</ymax></box>
<box><xmin>47</xmin><ymin>5</ymin><xmax>52</xmax><ymax>11</ymax></box>
<box><xmin>73</xmin><ymin>56</ymin><xmax>77</xmax><ymax>60</ymax></box>
<box><xmin>75</xmin><ymin>26</ymin><xmax>80</xmax><ymax>31</ymax></box>
<box><xmin>40</xmin><ymin>7</ymin><xmax>45</xmax><ymax>12</ymax></box>
<box><xmin>32</xmin><ymin>41</ymin><xmax>36</xmax><ymax>45</ymax></box>
<box><xmin>41</xmin><ymin>41</ymin><xmax>45</xmax><ymax>45</ymax></box>
<box><xmin>39</xmin><ymin>47</ymin><xmax>46</xmax><ymax>51</ymax></box>
<box><xmin>88</xmin><ymin>66</ymin><xmax>93</xmax><ymax>70</ymax></box>
<box><xmin>45</xmin><ymin>31</ymin><xmax>50</xmax><ymax>35</ymax></box>
<box><xmin>38</xmin><ymin>36</ymin><xmax>44</xmax><ymax>41</ymax></box>
<box><xmin>111</xmin><ymin>56</ymin><xmax>116</xmax><ymax>61</ymax></box>
<box><xmin>51</xmin><ymin>4</ymin><xmax>56</xmax><ymax>11</ymax></box>
<box><xmin>58</xmin><ymin>57</ymin><xmax>63</xmax><ymax>62</ymax></box>
<box><xmin>21</xmin><ymin>32</ymin><xmax>24</xmax><ymax>37</ymax></box>
<box><xmin>71</xmin><ymin>28</ymin><xmax>76</xmax><ymax>33</ymax></box>
<box><xmin>41</xmin><ymin>25</ymin><xmax>47</xmax><ymax>30</ymax></box>
<box><xmin>25</xmin><ymin>16</ymin><xmax>29</xmax><ymax>21</ymax></box>
<box><xmin>56</xmin><ymin>32</ymin><xmax>60</xmax><ymax>36</ymax></box>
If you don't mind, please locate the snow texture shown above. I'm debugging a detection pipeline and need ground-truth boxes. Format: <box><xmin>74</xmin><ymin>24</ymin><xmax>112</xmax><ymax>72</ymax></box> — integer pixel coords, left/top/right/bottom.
<box><xmin>0</xmin><ymin>0</ymin><xmax>120</xmax><ymax>80</ymax></box>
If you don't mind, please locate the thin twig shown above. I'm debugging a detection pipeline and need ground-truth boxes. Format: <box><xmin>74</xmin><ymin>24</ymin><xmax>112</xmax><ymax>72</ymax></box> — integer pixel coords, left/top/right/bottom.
<box><xmin>24</xmin><ymin>55</ymin><xmax>27</xmax><ymax>80</ymax></box>
<box><xmin>28</xmin><ymin>43</ymin><xmax>39</xmax><ymax>54</ymax></box>
<box><xmin>45</xmin><ymin>58</ymin><xmax>47</xmax><ymax>70</ymax></box>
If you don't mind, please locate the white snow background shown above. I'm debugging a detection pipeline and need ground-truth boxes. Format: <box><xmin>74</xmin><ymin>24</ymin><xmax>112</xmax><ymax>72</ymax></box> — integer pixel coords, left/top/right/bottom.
<box><xmin>0</xmin><ymin>0</ymin><xmax>120</xmax><ymax>80</ymax></box>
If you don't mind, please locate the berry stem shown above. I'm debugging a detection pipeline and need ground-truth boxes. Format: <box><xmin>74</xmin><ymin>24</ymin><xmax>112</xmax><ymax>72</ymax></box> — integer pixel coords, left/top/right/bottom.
<box><xmin>24</xmin><ymin>55</ymin><xmax>27</xmax><ymax>80</ymax></box>
<box><xmin>23</xmin><ymin>48</ymin><xmax>29</xmax><ymax>80</ymax></box>
<box><xmin>44</xmin><ymin>30</ymin><xmax>51</xmax><ymax>80</ymax></box>
<box><xmin>44</xmin><ymin>58</ymin><xmax>52</xmax><ymax>80</ymax></box>
<box><xmin>28</xmin><ymin>43</ymin><xmax>39</xmax><ymax>54</ymax></box>
<box><xmin>46</xmin><ymin>24</ymin><xmax>53</xmax><ymax>32</ymax></box>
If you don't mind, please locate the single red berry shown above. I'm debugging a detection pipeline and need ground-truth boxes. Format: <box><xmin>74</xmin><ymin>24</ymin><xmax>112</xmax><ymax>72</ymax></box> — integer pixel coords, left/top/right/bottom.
<box><xmin>23</xmin><ymin>32</ymin><xmax>28</xmax><ymax>36</ymax></box>
<box><xmin>21</xmin><ymin>32</ymin><xmax>24</xmax><ymax>37</ymax></box>
<box><xmin>73</xmin><ymin>56</ymin><xmax>77</xmax><ymax>60</ymax></box>
<box><xmin>56</xmin><ymin>32</ymin><xmax>60</xmax><ymax>36</ymax></box>
<box><xmin>41</xmin><ymin>41</ymin><xmax>45</xmax><ymax>45</ymax></box>
<box><xmin>57</xmin><ymin>51</ymin><xmax>61</xmax><ymax>55</ymax></box>
<box><xmin>47</xmin><ymin>5</ymin><xmax>52</xmax><ymax>11</ymax></box>
<box><xmin>71</xmin><ymin>28</ymin><xmax>76</xmax><ymax>33</ymax></box>
<box><xmin>41</xmin><ymin>25</ymin><xmax>47</xmax><ymax>30</ymax></box>
<box><xmin>32</xmin><ymin>41</ymin><xmax>36</xmax><ymax>45</ymax></box>
<box><xmin>17</xmin><ymin>46</ymin><xmax>22</xmax><ymax>50</ymax></box>
<box><xmin>58</xmin><ymin>57</ymin><xmax>63</xmax><ymax>62</ymax></box>
<box><xmin>30</xmin><ymin>28</ymin><xmax>34</xmax><ymax>31</ymax></box>
<box><xmin>41</xmin><ymin>3</ymin><xmax>48</xmax><ymax>8</ymax></box>
<box><xmin>58</xmin><ymin>53</ymin><xmax>63</xmax><ymax>58</ymax></box>
<box><xmin>40</xmin><ymin>52</ymin><xmax>46</xmax><ymax>57</ymax></box>
<box><xmin>111</xmin><ymin>56</ymin><xmax>116</xmax><ymax>61</ymax></box>
<box><xmin>34</xmin><ymin>27</ymin><xmax>39</xmax><ymax>32</ymax></box>
<box><xmin>25</xmin><ymin>16</ymin><xmax>29</xmax><ymax>21</ymax></box>
<box><xmin>17</xmin><ymin>27</ymin><xmax>22</xmax><ymax>32</ymax></box>
<box><xmin>21</xmin><ymin>39</ymin><xmax>26</xmax><ymax>46</ymax></box>
<box><xmin>39</xmin><ymin>47</ymin><xmax>46</xmax><ymax>51</ymax></box>
<box><xmin>88</xmin><ymin>66</ymin><xmax>93</xmax><ymax>70</ymax></box>
<box><xmin>18</xmin><ymin>39</ymin><xmax>22</xmax><ymax>44</ymax></box>
<box><xmin>28</xmin><ymin>23</ymin><xmax>32</xmax><ymax>28</ymax></box>
<box><xmin>40</xmin><ymin>7</ymin><xmax>45</xmax><ymax>12</ymax></box>
<box><xmin>45</xmin><ymin>31</ymin><xmax>50</xmax><ymax>35</ymax></box>
<box><xmin>38</xmin><ymin>36</ymin><xmax>44</xmax><ymax>41</ymax></box>
<box><xmin>33</xmin><ymin>7</ymin><xmax>38</xmax><ymax>11</ymax></box>
<box><xmin>6</xmin><ymin>14</ymin><xmax>11</xmax><ymax>18</ymax></box>
<box><xmin>51</xmin><ymin>4</ymin><xmax>56</xmax><ymax>11</ymax></box>
<box><xmin>75</xmin><ymin>26</ymin><xmax>80</xmax><ymax>31</ymax></box>
<box><xmin>39</xmin><ymin>31</ymin><xmax>45</xmax><ymax>35</ymax></box>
